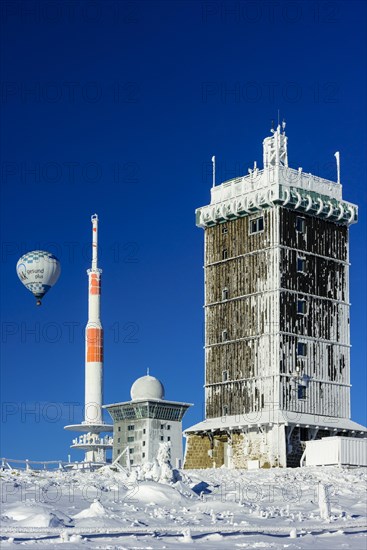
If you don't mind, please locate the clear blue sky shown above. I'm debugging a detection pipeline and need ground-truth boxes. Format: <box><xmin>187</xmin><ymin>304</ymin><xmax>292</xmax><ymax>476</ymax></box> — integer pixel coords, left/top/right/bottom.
<box><xmin>1</xmin><ymin>0</ymin><xmax>366</xmax><ymax>460</ymax></box>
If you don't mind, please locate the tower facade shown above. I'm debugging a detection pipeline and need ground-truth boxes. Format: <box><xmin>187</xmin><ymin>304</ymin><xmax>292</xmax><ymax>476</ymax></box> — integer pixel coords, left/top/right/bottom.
<box><xmin>65</xmin><ymin>214</ymin><xmax>113</xmax><ymax>463</ymax></box>
<box><xmin>184</xmin><ymin>126</ymin><xmax>366</xmax><ymax>469</ymax></box>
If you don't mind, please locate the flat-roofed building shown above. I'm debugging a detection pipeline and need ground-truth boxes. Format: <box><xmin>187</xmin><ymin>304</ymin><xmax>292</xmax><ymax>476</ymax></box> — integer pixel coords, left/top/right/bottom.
<box><xmin>104</xmin><ymin>375</ymin><xmax>192</xmax><ymax>468</ymax></box>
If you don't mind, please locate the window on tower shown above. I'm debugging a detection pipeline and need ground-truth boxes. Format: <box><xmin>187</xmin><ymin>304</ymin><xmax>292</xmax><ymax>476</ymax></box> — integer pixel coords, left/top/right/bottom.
<box><xmin>249</xmin><ymin>216</ymin><xmax>264</xmax><ymax>234</ymax></box>
<box><xmin>127</xmin><ymin>436</ymin><xmax>134</xmax><ymax>442</ymax></box>
<box><xmin>222</xmin><ymin>405</ymin><xmax>228</xmax><ymax>416</ymax></box>
<box><xmin>297</xmin><ymin>298</ymin><xmax>307</xmax><ymax>315</ymax></box>
<box><xmin>127</xmin><ymin>425</ymin><xmax>135</xmax><ymax>431</ymax></box>
<box><xmin>297</xmin><ymin>256</ymin><xmax>306</xmax><ymax>273</ymax></box>
<box><xmin>297</xmin><ymin>342</ymin><xmax>307</xmax><ymax>356</ymax></box>
<box><xmin>222</xmin><ymin>370</ymin><xmax>228</xmax><ymax>382</ymax></box>
<box><xmin>296</xmin><ymin>216</ymin><xmax>305</xmax><ymax>233</ymax></box>
<box><xmin>222</xmin><ymin>248</ymin><xmax>228</xmax><ymax>260</ymax></box>
<box><xmin>222</xmin><ymin>330</ymin><xmax>228</xmax><ymax>342</ymax></box>
<box><xmin>222</xmin><ymin>224</ymin><xmax>228</xmax><ymax>234</ymax></box>
<box><xmin>298</xmin><ymin>385</ymin><xmax>306</xmax><ymax>399</ymax></box>
<box><xmin>222</xmin><ymin>287</ymin><xmax>229</xmax><ymax>301</ymax></box>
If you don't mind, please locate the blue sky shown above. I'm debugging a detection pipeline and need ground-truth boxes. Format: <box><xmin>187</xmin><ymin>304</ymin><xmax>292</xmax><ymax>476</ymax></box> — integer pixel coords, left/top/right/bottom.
<box><xmin>1</xmin><ymin>0</ymin><xmax>366</xmax><ymax>460</ymax></box>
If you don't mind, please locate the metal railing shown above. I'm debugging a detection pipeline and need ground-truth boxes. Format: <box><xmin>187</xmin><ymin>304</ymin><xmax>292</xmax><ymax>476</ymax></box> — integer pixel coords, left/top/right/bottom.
<box><xmin>0</xmin><ymin>457</ymin><xmax>108</xmax><ymax>471</ymax></box>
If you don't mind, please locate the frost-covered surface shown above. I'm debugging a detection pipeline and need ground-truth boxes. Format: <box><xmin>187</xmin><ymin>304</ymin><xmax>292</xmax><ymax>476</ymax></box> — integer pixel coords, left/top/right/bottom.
<box><xmin>1</xmin><ymin>465</ymin><xmax>366</xmax><ymax>549</ymax></box>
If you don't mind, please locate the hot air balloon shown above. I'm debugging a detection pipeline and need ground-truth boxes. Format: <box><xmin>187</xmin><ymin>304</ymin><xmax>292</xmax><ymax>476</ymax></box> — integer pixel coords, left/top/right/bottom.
<box><xmin>16</xmin><ymin>251</ymin><xmax>61</xmax><ymax>306</ymax></box>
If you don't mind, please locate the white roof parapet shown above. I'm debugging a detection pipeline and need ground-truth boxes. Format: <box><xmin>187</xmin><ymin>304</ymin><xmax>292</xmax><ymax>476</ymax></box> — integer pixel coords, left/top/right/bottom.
<box><xmin>184</xmin><ymin>410</ymin><xmax>367</xmax><ymax>435</ymax></box>
<box><xmin>209</xmin><ymin>167</ymin><xmax>343</xmax><ymax>205</ymax></box>
<box><xmin>196</xmin><ymin>127</ymin><xmax>358</xmax><ymax>227</ymax></box>
<box><xmin>196</xmin><ymin>172</ymin><xmax>357</xmax><ymax>228</ymax></box>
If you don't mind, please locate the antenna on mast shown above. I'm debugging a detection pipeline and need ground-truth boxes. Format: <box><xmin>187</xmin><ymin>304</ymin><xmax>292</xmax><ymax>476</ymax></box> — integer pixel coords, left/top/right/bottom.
<box><xmin>212</xmin><ymin>155</ymin><xmax>216</xmax><ymax>187</ymax></box>
<box><xmin>91</xmin><ymin>213</ymin><xmax>98</xmax><ymax>271</ymax></box>
<box><xmin>334</xmin><ymin>151</ymin><xmax>341</xmax><ymax>184</ymax></box>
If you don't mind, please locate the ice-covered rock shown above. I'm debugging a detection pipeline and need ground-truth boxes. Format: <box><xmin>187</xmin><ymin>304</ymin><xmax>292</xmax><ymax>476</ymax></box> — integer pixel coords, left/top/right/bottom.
<box><xmin>133</xmin><ymin>481</ymin><xmax>189</xmax><ymax>506</ymax></box>
<box><xmin>4</xmin><ymin>503</ymin><xmax>73</xmax><ymax>528</ymax></box>
<box><xmin>74</xmin><ymin>498</ymin><xmax>107</xmax><ymax>519</ymax></box>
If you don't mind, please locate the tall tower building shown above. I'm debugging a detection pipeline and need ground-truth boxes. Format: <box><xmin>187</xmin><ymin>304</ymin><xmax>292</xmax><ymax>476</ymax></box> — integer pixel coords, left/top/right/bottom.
<box><xmin>184</xmin><ymin>125</ymin><xmax>366</xmax><ymax>469</ymax></box>
<box><xmin>65</xmin><ymin>214</ymin><xmax>113</xmax><ymax>463</ymax></box>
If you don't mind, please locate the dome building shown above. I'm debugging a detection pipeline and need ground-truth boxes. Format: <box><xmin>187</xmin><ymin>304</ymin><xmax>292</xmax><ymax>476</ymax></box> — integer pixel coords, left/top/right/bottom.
<box><xmin>104</xmin><ymin>374</ymin><xmax>192</xmax><ymax>468</ymax></box>
<box><xmin>130</xmin><ymin>375</ymin><xmax>165</xmax><ymax>401</ymax></box>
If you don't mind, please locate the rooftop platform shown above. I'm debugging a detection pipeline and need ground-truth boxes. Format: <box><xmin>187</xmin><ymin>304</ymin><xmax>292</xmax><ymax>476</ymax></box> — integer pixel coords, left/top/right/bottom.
<box><xmin>197</xmin><ymin>126</ymin><xmax>358</xmax><ymax>227</ymax></box>
<box><xmin>185</xmin><ymin>410</ymin><xmax>367</xmax><ymax>435</ymax></box>
<box><xmin>64</xmin><ymin>422</ymin><xmax>113</xmax><ymax>433</ymax></box>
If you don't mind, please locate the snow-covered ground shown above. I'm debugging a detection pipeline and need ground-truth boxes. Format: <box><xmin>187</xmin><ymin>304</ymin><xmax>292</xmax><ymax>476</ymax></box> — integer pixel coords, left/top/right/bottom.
<box><xmin>1</xmin><ymin>461</ymin><xmax>366</xmax><ymax>549</ymax></box>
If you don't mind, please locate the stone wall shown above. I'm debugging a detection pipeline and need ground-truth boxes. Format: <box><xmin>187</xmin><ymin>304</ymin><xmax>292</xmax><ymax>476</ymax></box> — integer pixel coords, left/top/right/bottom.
<box><xmin>231</xmin><ymin>429</ymin><xmax>282</xmax><ymax>469</ymax></box>
<box><xmin>183</xmin><ymin>434</ymin><xmax>225</xmax><ymax>469</ymax></box>
<box><xmin>184</xmin><ymin>426</ymin><xmax>286</xmax><ymax>469</ymax></box>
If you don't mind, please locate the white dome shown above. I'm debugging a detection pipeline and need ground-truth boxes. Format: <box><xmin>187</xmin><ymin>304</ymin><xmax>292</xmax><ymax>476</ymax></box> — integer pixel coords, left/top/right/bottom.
<box><xmin>130</xmin><ymin>375</ymin><xmax>165</xmax><ymax>401</ymax></box>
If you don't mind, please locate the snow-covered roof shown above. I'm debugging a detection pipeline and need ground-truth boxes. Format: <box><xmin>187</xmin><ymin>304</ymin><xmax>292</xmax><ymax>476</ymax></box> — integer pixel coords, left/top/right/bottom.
<box><xmin>103</xmin><ymin>398</ymin><xmax>193</xmax><ymax>409</ymax></box>
<box><xmin>104</xmin><ymin>398</ymin><xmax>192</xmax><ymax>423</ymax></box>
<box><xmin>196</xmin><ymin>126</ymin><xmax>358</xmax><ymax>228</ymax></box>
<box><xmin>184</xmin><ymin>410</ymin><xmax>367</xmax><ymax>435</ymax></box>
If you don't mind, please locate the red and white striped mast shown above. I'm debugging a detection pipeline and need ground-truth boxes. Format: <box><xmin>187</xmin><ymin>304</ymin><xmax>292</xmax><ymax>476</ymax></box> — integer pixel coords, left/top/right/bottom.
<box><xmin>85</xmin><ymin>213</ymin><xmax>103</xmax><ymax>425</ymax></box>
<box><xmin>64</xmin><ymin>214</ymin><xmax>112</xmax><ymax>463</ymax></box>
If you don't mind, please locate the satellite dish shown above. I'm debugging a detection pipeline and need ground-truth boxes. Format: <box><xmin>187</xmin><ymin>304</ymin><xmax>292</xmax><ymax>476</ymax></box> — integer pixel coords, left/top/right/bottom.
<box><xmin>16</xmin><ymin>250</ymin><xmax>61</xmax><ymax>306</ymax></box>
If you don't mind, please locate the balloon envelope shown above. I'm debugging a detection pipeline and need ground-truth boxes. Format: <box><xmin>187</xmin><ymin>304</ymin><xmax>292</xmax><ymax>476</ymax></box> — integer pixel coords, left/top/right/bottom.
<box><xmin>16</xmin><ymin>251</ymin><xmax>61</xmax><ymax>303</ymax></box>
